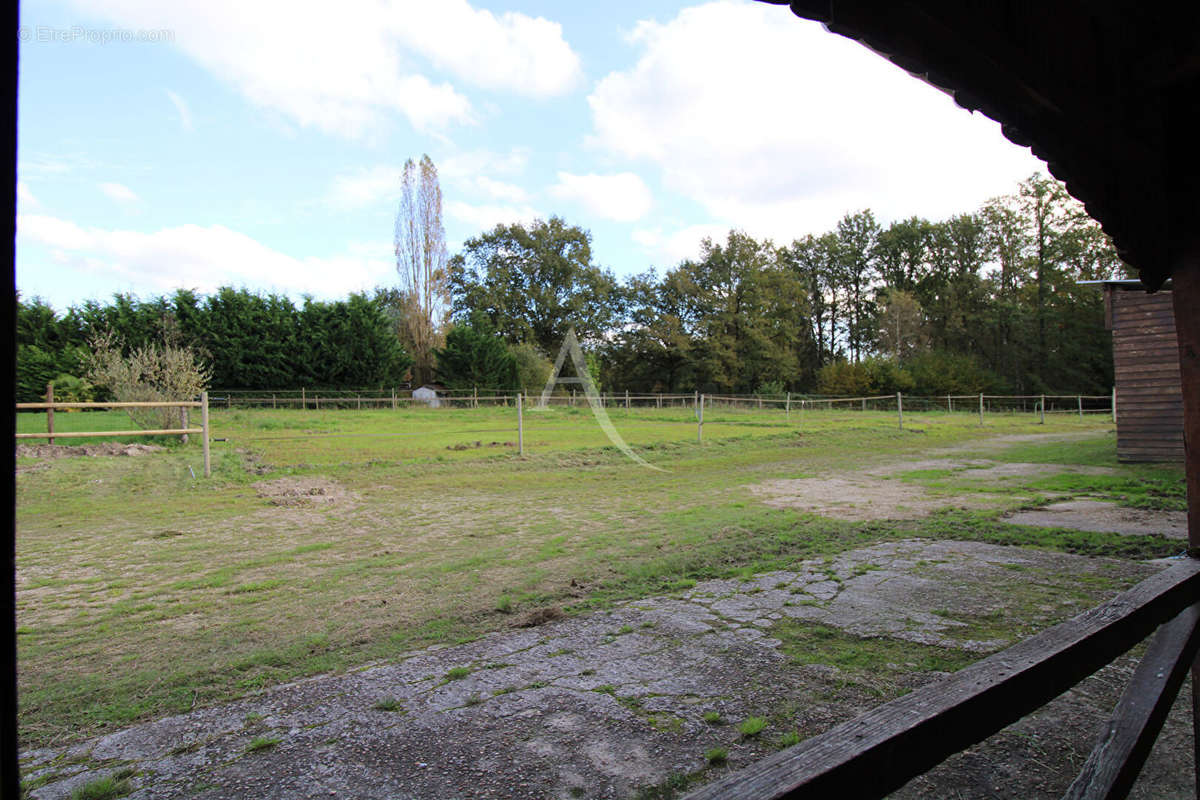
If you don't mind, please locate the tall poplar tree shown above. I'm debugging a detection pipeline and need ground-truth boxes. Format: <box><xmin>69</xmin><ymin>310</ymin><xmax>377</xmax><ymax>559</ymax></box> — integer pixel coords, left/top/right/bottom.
<box><xmin>394</xmin><ymin>155</ymin><xmax>449</xmax><ymax>386</ymax></box>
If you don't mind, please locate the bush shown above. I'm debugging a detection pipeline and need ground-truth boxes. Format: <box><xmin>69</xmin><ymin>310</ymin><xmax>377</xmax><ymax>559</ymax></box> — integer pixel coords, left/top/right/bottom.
<box><xmin>816</xmin><ymin>357</ymin><xmax>913</xmax><ymax>396</ymax></box>
<box><xmin>510</xmin><ymin>343</ymin><xmax>552</xmax><ymax>396</ymax></box>
<box><xmin>51</xmin><ymin>373</ymin><xmax>96</xmax><ymax>404</ymax></box>
<box><xmin>904</xmin><ymin>350</ymin><xmax>1005</xmax><ymax>395</ymax></box>
<box><xmin>87</xmin><ymin>330</ymin><xmax>211</xmax><ymax>430</ymax></box>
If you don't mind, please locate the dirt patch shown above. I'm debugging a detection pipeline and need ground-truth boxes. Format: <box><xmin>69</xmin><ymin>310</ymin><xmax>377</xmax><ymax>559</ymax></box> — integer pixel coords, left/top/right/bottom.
<box><xmin>16</xmin><ymin>443</ymin><xmax>165</xmax><ymax>459</ymax></box>
<box><xmin>749</xmin><ymin>477</ymin><xmax>1001</xmax><ymax>521</ymax></box>
<box><xmin>1004</xmin><ymin>500</ymin><xmax>1187</xmax><ymax>539</ymax></box>
<box><xmin>252</xmin><ymin>477</ymin><xmax>353</xmax><ymax>507</ymax></box>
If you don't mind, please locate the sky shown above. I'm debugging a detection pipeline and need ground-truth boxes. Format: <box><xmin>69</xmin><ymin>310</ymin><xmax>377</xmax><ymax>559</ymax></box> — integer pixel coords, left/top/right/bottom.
<box><xmin>16</xmin><ymin>0</ymin><xmax>1046</xmax><ymax>311</ymax></box>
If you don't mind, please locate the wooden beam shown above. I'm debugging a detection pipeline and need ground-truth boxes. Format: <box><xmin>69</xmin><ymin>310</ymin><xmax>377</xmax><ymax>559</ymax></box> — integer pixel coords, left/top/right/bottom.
<box><xmin>1064</xmin><ymin>603</ymin><xmax>1200</xmax><ymax>799</ymax></box>
<box><xmin>684</xmin><ymin>560</ymin><xmax>1200</xmax><ymax>800</ymax></box>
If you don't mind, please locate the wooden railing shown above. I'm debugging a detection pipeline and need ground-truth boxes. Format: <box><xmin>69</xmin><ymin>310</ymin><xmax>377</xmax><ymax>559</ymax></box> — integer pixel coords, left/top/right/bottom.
<box><xmin>685</xmin><ymin>558</ymin><xmax>1200</xmax><ymax>799</ymax></box>
<box><xmin>15</xmin><ymin>392</ymin><xmax>211</xmax><ymax>477</ymax></box>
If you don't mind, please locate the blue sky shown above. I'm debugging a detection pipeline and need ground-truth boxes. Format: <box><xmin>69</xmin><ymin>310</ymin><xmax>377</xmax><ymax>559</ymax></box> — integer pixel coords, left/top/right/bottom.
<box><xmin>16</xmin><ymin>0</ymin><xmax>1045</xmax><ymax>311</ymax></box>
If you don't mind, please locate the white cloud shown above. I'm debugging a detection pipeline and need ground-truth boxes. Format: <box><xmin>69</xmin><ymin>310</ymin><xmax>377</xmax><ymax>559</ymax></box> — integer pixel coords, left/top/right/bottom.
<box><xmin>445</xmin><ymin>200</ymin><xmax>541</xmax><ymax>232</ymax></box>
<box><xmin>165</xmin><ymin>90</ymin><xmax>194</xmax><ymax>132</ymax></box>
<box><xmin>17</xmin><ymin>213</ymin><xmax>393</xmax><ymax>298</ymax></box>
<box><xmin>69</xmin><ymin>0</ymin><xmax>581</xmax><ymax>138</ymax></box>
<box><xmin>633</xmin><ymin>223</ymin><xmax>730</xmax><ymax>267</ymax></box>
<box><xmin>17</xmin><ymin>181</ymin><xmax>37</xmax><ymax>208</ymax></box>
<box><xmin>100</xmin><ymin>182</ymin><xmax>139</xmax><ymax>203</ymax></box>
<box><xmin>589</xmin><ymin>1</ymin><xmax>1043</xmax><ymax>240</ymax></box>
<box><xmin>549</xmin><ymin>171</ymin><xmax>652</xmax><ymax>222</ymax></box>
<box><xmin>328</xmin><ymin>166</ymin><xmax>403</xmax><ymax>211</ymax></box>
<box><xmin>395</xmin><ymin>1</ymin><xmax>582</xmax><ymax>97</ymax></box>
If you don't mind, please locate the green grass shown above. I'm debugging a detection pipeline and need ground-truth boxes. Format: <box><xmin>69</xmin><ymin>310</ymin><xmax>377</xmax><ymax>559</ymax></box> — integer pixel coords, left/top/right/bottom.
<box><xmin>738</xmin><ymin>716</ymin><xmax>767</xmax><ymax>738</ymax></box>
<box><xmin>704</xmin><ymin>747</ymin><xmax>728</xmax><ymax>765</ymax></box>
<box><xmin>15</xmin><ymin>406</ymin><xmax>1167</xmax><ymax>748</ymax></box>
<box><xmin>244</xmin><ymin>735</ymin><xmax>281</xmax><ymax>753</ymax></box>
<box><xmin>69</xmin><ymin>768</ymin><xmax>135</xmax><ymax>800</ymax></box>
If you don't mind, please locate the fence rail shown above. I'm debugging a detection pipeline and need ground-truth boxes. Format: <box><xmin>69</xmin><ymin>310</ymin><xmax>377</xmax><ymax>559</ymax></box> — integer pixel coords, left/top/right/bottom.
<box><xmin>15</xmin><ymin>390</ymin><xmax>212</xmax><ymax>477</ymax></box>
<box><xmin>686</xmin><ymin>559</ymin><xmax>1200</xmax><ymax>799</ymax></box>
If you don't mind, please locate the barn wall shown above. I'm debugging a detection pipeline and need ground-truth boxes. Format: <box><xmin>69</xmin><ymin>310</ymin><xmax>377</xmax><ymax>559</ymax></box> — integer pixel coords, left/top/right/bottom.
<box><xmin>1109</xmin><ymin>288</ymin><xmax>1184</xmax><ymax>462</ymax></box>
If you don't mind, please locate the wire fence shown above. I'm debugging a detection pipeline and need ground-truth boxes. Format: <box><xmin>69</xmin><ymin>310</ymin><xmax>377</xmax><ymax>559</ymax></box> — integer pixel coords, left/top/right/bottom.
<box><xmin>208</xmin><ymin>387</ymin><xmax>1117</xmax><ymax>418</ymax></box>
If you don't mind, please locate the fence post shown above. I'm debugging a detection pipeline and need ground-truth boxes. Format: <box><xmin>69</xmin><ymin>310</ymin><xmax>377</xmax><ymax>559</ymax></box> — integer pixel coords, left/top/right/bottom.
<box><xmin>626</xmin><ymin>390</ymin><xmax>630</xmax><ymax>410</ymax></box>
<box><xmin>948</xmin><ymin>395</ymin><xmax>952</xmax><ymax>413</ymax></box>
<box><xmin>227</xmin><ymin>394</ymin><xmax>232</xmax><ymax>410</ymax></box>
<box><xmin>979</xmin><ymin>393</ymin><xmax>984</xmax><ymax>426</ymax></box>
<box><xmin>315</xmin><ymin>394</ymin><xmax>320</xmax><ymax>410</ymax></box>
<box><xmin>657</xmin><ymin>393</ymin><xmax>662</xmax><ymax>409</ymax></box>
<box><xmin>181</xmin><ymin>407</ymin><xmax>189</xmax><ymax>444</ymax></box>
<box><xmin>694</xmin><ymin>390</ymin><xmax>698</xmax><ymax>410</ymax></box>
<box><xmin>1040</xmin><ymin>394</ymin><xmax>1046</xmax><ymax>425</ymax></box>
<box><xmin>45</xmin><ymin>382</ymin><xmax>55</xmax><ymax>445</ymax></box>
<box><xmin>786</xmin><ymin>391</ymin><xmax>791</xmax><ymax>421</ymax></box>
<box><xmin>697</xmin><ymin>393</ymin><xmax>704</xmax><ymax>444</ymax></box>
<box><xmin>201</xmin><ymin>391</ymin><xmax>211</xmax><ymax>478</ymax></box>
<box><xmin>517</xmin><ymin>392</ymin><xmax>524</xmax><ymax>456</ymax></box>
<box><xmin>356</xmin><ymin>393</ymin><xmax>361</xmax><ymax>411</ymax></box>
<box><xmin>897</xmin><ymin>392</ymin><xmax>903</xmax><ymax>430</ymax></box>
<box><xmin>1078</xmin><ymin>395</ymin><xmax>1083</xmax><ymax>419</ymax></box>
<box><xmin>1112</xmin><ymin>386</ymin><xmax>1117</xmax><ymax>423</ymax></box>
<box><xmin>473</xmin><ymin>386</ymin><xmax>478</xmax><ymax>410</ymax></box>
<box><xmin>272</xmin><ymin>394</ymin><xmax>276</xmax><ymax>410</ymax></box>
<box><xmin>393</xmin><ymin>388</ymin><xmax>398</xmax><ymax>410</ymax></box>
<box><xmin>301</xmin><ymin>387</ymin><xmax>306</xmax><ymax>409</ymax></box>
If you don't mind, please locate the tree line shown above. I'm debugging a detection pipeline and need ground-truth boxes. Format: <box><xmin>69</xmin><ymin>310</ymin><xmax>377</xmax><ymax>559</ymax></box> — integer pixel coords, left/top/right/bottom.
<box><xmin>16</xmin><ymin>289</ymin><xmax>412</xmax><ymax>402</ymax></box>
<box><xmin>447</xmin><ymin>174</ymin><xmax>1127</xmax><ymax>397</ymax></box>
<box><xmin>16</xmin><ymin>173</ymin><xmax>1128</xmax><ymax>404</ymax></box>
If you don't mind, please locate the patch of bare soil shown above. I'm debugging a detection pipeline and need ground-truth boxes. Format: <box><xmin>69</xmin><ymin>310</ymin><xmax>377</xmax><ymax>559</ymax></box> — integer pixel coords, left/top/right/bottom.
<box><xmin>749</xmin><ymin>476</ymin><xmax>999</xmax><ymax>521</ymax></box>
<box><xmin>252</xmin><ymin>476</ymin><xmax>353</xmax><ymax>507</ymax></box>
<box><xmin>1004</xmin><ymin>500</ymin><xmax>1187</xmax><ymax>539</ymax></box>
<box><xmin>16</xmin><ymin>443</ymin><xmax>164</xmax><ymax>459</ymax></box>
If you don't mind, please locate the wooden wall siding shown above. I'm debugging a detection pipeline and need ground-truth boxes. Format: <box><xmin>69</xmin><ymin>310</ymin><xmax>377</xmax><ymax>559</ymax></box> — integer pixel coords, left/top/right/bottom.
<box><xmin>1110</xmin><ymin>289</ymin><xmax>1184</xmax><ymax>462</ymax></box>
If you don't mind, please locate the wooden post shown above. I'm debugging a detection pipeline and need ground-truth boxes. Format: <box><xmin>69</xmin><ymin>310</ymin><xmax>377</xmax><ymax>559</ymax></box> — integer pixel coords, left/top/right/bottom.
<box><xmin>626</xmin><ymin>389</ymin><xmax>630</xmax><ymax>410</ymax></box>
<box><xmin>473</xmin><ymin>386</ymin><xmax>477</xmax><ymax>409</ymax></box>
<box><xmin>1112</xmin><ymin>386</ymin><xmax>1117</xmax><ymax>423</ymax></box>
<box><xmin>1078</xmin><ymin>394</ymin><xmax>1083</xmax><ymax>418</ymax></box>
<box><xmin>357</xmin><ymin>393</ymin><xmax>361</xmax><ymax>411</ymax></box>
<box><xmin>1169</xmin><ymin>261</ymin><xmax>1200</xmax><ymax>796</ymax></box>
<box><xmin>979</xmin><ymin>393</ymin><xmax>984</xmax><ymax>426</ymax></box>
<box><xmin>897</xmin><ymin>392</ymin><xmax>903</xmax><ymax>430</ymax></box>
<box><xmin>517</xmin><ymin>392</ymin><xmax>524</xmax><ymax>456</ymax></box>
<box><xmin>694</xmin><ymin>390</ymin><xmax>698</xmax><ymax>410</ymax></box>
<box><xmin>947</xmin><ymin>394</ymin><xmax>952</xmax><ymax>413</ymax></box>
<box><xmin>301</xmin><ymin>387</ymin><xmax>306</xmax><ymax>409</ymax></box>
<box><xmin>45</xmin><ymin>383</ymin><xmax>54</xmax><ymax>445</ymax></box>
<box><xmin>1040</xmin><ymin>394</ymin><xmax>1046</xmax><ymax>425</ymax></box>
<box><xmin>697</xmin><ymin>393</ymin><xmax>704</xmax><ymax>444</ymax></box>
<box><xmin>657</xmin><ymin>393</ymin><xmax>661</xmax><ymax>409</ymax></box>
<box><xmin>227</xmin><ymin>394</ymin><xmax>231</xmax><ymax>410</ymax></box>
<box><xmin>272</xmin><ymin>394</ymin><xmax>276</xmax><ymax>410</ymax></box>
<box><xmin>786</xmin><ymin>391</ymin><xmax>791</xmax><ymax>421</ymax></box>
<box><xmin>201</xmin><ymin>391</ymin><xmax>211</xmax><ymax>478</ymax></box>
<box><xmin>181</xmin><ymin>407</ymin><xmax>189</xmax><ymax>444</ymax></box>
<box><xmin>393</xmin><ymin>388</ymin><xmax>397</xmax><ymax>410</ymax></box>
<box><xmin>315</xmin><ymin>394</ymin><xmax>320</xmax><ymax>410</ymax></box>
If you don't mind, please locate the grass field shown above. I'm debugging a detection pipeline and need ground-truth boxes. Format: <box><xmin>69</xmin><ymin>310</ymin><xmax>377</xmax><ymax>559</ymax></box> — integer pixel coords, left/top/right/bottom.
<box><xmin>14</xmin><ymin>405</ymin><xmax>1183</xmax><ymax>749</ymax></box>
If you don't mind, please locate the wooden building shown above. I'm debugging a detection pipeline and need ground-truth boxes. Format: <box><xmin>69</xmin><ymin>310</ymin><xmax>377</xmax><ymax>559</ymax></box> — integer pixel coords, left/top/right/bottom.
<box><xmin>1100</xmin><ymin>281</ymin><xmax>1185</xmax><ymax>462</ymax></box>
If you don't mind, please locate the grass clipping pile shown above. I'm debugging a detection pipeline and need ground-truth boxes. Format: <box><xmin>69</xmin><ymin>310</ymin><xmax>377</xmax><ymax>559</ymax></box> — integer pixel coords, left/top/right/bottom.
<box><xmin>253</xmin><ymin>476</ymin><xmax>353</xmax><ymax>507</ymax></box>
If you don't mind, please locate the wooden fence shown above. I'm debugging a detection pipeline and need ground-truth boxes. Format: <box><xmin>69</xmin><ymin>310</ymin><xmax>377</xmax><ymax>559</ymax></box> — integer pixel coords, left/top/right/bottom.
<box><xmin>15</xmin><ymin>391</ymin><xmax>212</xmax><ymax>477</ymax></box>
<box><xmin>686</xmin><ymin>558</ymin><xmax>1200</xmax><ymax>799</ymax></box>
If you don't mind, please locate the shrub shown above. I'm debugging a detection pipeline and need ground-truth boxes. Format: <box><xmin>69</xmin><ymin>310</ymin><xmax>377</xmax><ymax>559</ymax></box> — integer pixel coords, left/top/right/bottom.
<box><xmin>86</xmin><ymin>329</ymin><xmax>211</xmax><ymax>430</ymax></box>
